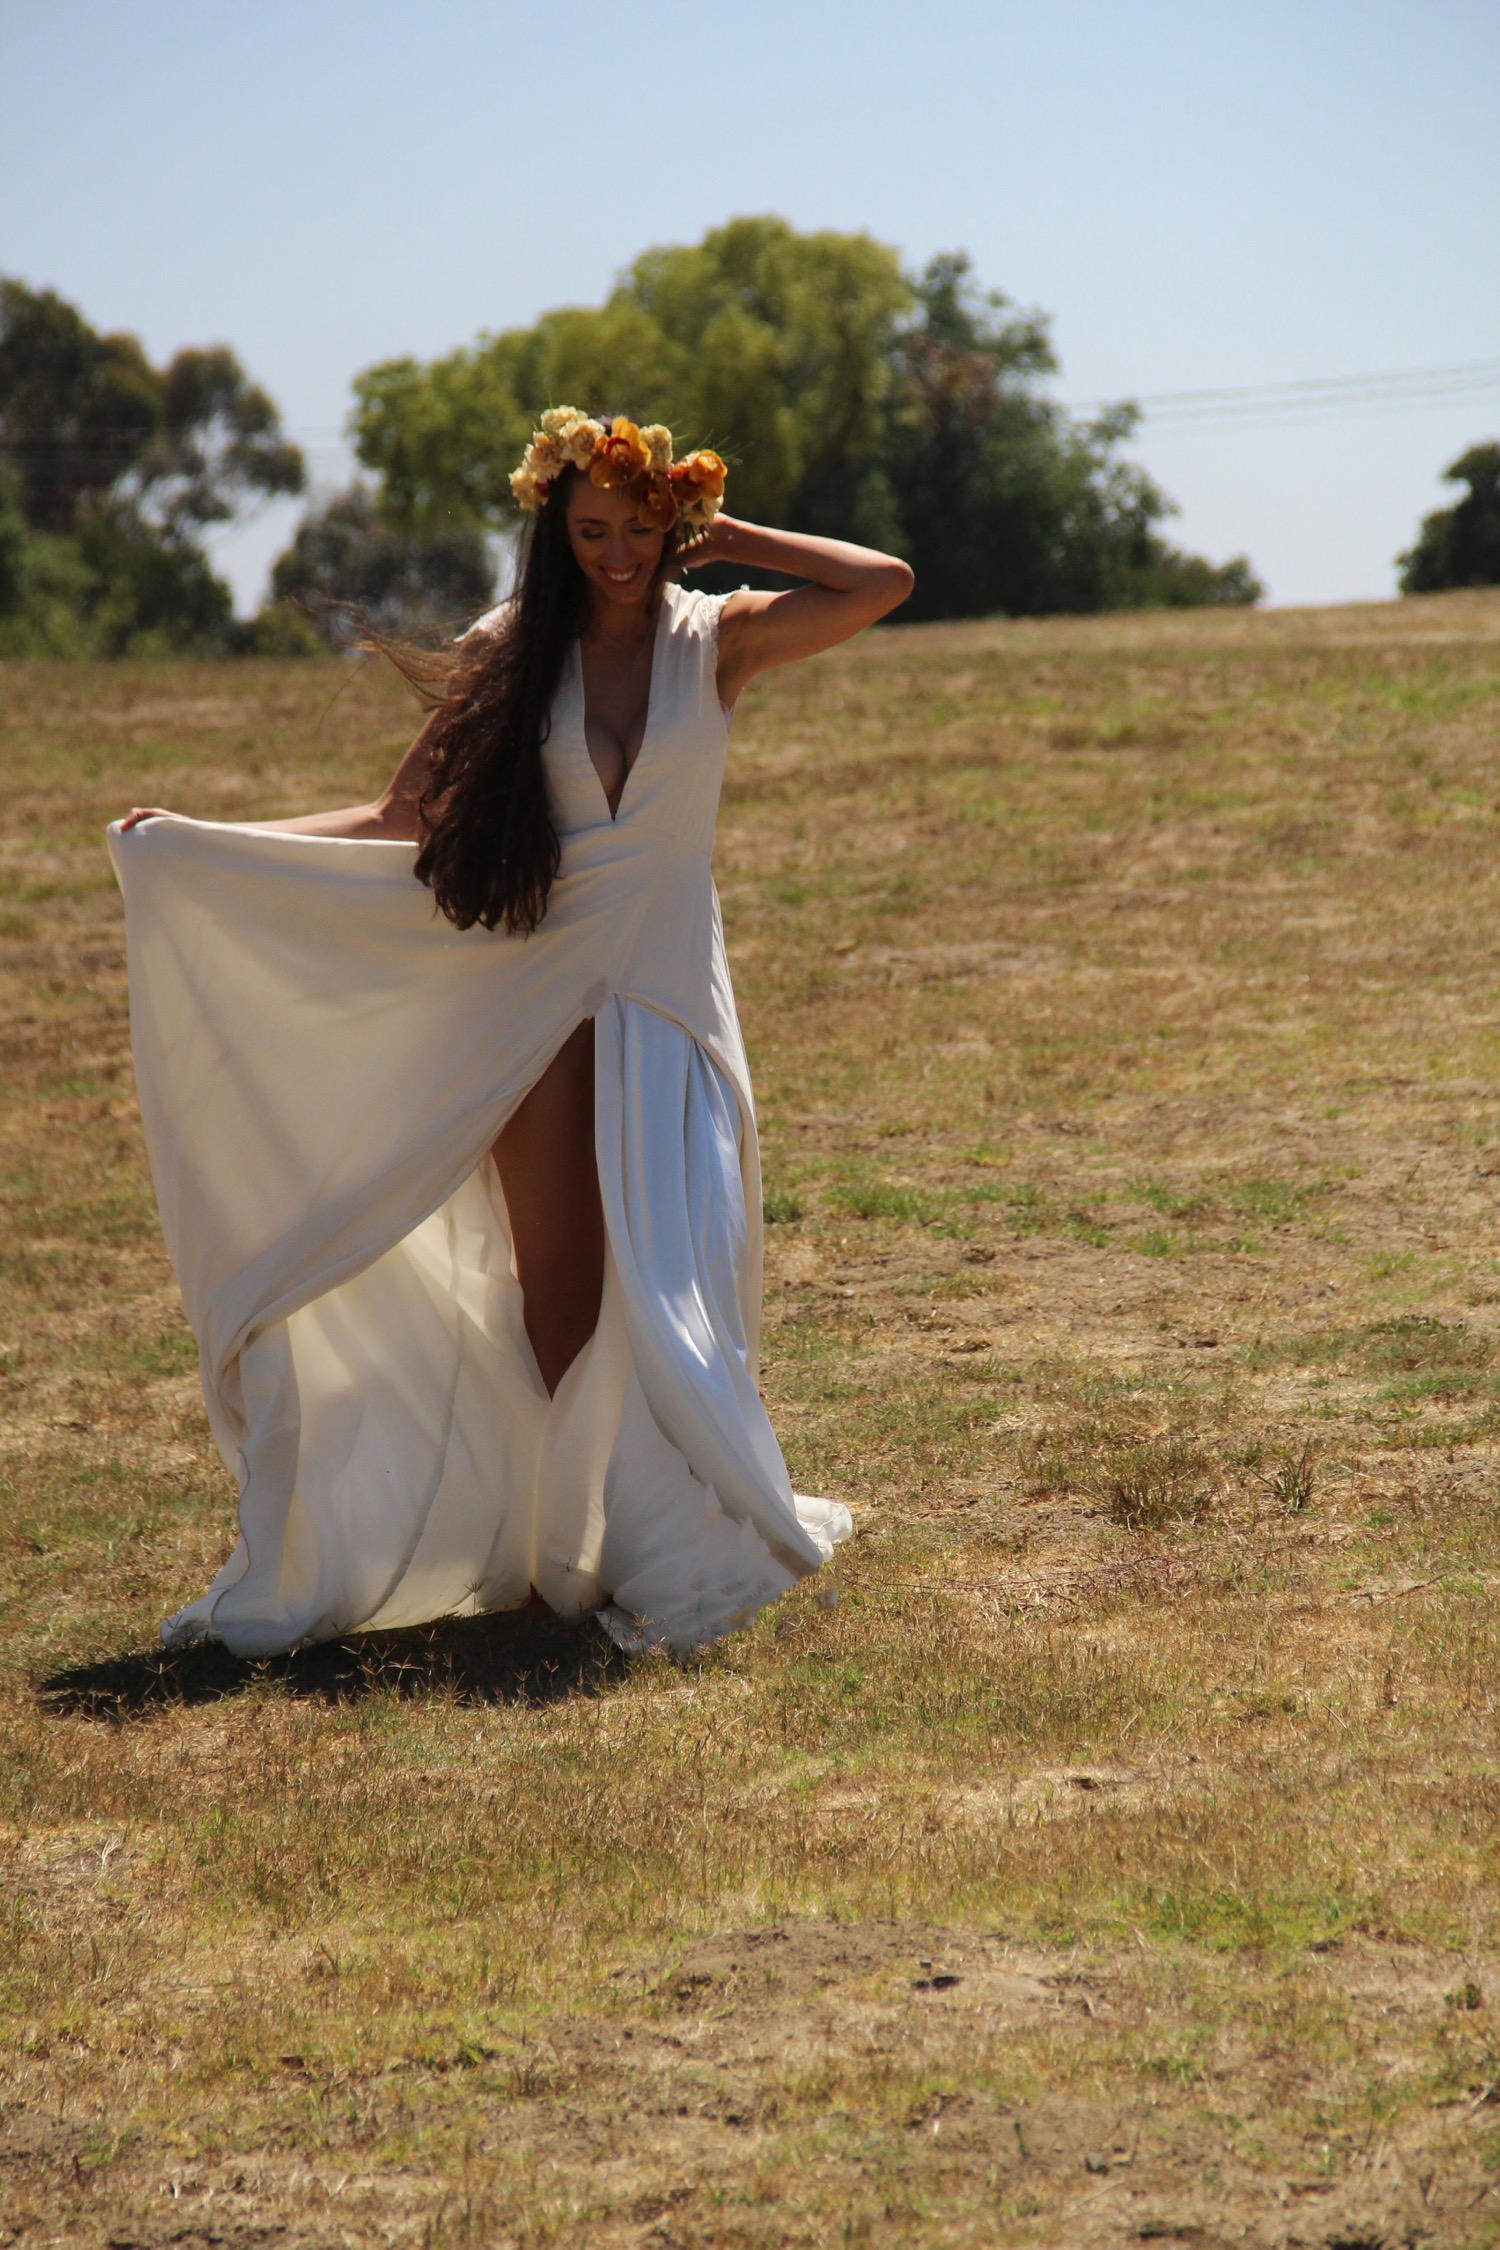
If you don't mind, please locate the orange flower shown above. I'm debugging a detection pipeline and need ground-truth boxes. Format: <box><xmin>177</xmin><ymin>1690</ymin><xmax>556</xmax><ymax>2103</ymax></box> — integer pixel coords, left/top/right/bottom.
<box><xmin>589</xmin><ymin>416</ymin><xmax>652</xmax><ymax>489</ymax></box>
<box><xmin>635</xmin><ymin>475</ymin><xmax>678</xmax><ymax>533</ymax></box>
<box><xmin>672</xmin><ymin>448</ymin><xmax>727</xmax><ymax>500</ymax></box>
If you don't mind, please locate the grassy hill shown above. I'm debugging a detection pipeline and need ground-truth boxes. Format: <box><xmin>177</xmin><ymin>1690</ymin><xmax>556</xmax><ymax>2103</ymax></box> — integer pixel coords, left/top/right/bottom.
<box><xmin>4</xmin><ymin>591</ymin><xmax>1500</xmax><ymax>2245</ymax></box>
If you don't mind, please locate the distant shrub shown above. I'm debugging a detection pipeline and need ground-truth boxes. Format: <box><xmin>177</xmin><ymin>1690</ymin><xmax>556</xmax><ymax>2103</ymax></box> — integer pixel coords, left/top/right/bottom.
<box><xmin>268</xmin><ymin>484</ymin><xmax>495</xmax><ymax>645</ymax></box>
<box><xmin>1398</xmin><ymin>442</ymin><xmax>1500</xmax><ymax>593</ymax></box>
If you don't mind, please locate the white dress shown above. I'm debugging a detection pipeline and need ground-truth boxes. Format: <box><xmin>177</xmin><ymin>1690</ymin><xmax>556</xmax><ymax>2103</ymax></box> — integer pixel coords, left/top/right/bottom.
<box><xmin>107</xmin><ymin>583</ymin><xmax>851</xmax><ymax>1657</ymax></box>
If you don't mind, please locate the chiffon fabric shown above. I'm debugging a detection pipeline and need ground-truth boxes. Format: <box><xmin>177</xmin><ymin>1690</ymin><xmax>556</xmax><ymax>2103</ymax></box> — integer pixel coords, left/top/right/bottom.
<box><xmin>108</xmin><ymin>583</ymin><xmax>850</xmax><ymax>1656</ymax></box>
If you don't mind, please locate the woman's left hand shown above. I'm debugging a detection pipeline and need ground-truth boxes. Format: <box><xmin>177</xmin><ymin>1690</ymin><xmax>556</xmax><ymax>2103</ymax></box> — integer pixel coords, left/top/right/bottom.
<box><xmin>677</xmin><ymin>519</ymin><xmax>733</xmax><ymax>573</ymax></box>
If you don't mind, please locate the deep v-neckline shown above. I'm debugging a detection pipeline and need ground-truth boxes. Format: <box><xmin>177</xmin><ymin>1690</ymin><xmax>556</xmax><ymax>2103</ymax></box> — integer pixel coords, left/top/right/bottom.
<box><xmin>577</xmin><ymin>598</ymin><xmax>668</xmax><ymax>823</ymax></box>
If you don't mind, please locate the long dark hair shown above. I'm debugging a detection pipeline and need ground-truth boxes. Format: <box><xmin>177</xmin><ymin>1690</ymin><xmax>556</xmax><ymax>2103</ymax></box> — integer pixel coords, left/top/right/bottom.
<box><xmin>393</xmin><ymin>459</ymin><xmax>673</xmax><ymax>934</ymax></box>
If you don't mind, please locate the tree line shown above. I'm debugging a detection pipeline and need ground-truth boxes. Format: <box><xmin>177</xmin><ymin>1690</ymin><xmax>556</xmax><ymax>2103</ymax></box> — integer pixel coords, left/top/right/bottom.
<box><xmin>0</xmin><ymin>277</ymin><xmax>492</xmax><ymax>655</ymax></box>
<box><xmin>5</xmin><ymin>219</ymin><xmax>1491</xmax><ymax>655</ymax></box>
<box><xmin>346</xmin><ymin>219</ymin><xmax>1262</xmax><ymax>624</ymax></box>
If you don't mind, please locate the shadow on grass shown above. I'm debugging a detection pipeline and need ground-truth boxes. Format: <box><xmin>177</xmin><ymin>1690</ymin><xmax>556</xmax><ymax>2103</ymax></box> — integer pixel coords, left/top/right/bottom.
<box><xmin>37</xmin><ymin>1604</ymin><xmax>628</xmax><ymax>1720</ymax></box>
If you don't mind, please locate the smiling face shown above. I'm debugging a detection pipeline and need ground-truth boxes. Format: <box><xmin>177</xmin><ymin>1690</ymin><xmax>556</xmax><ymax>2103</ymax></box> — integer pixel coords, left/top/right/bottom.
<box><xmin>563</xmin><ymin>474</ymin><xmax>669</xmax><ymax>613</ymax></box>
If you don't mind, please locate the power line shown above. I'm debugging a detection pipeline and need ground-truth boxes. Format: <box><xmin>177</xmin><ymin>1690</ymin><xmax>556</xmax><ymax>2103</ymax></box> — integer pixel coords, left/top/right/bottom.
<box><xmin>1065</xmin><ymin>356</ymin><xmax>1500</xmax><ymax>433</ymax></box>
<box><xmin>5</xmin><ymin>358</ymin><xmax>1497</xmax><ymax>466</ymax></box>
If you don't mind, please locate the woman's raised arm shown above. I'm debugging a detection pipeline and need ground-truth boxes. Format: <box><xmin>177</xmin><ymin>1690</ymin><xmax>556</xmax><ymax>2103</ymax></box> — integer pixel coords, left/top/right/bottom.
<box><xmin>686</xmin><ymin>517</ymin><xmax>914</xmax><ymax>709</ymax></box>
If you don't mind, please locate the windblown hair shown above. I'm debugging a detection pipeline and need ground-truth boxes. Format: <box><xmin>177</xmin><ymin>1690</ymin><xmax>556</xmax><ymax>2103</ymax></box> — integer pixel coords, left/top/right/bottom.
<box><xmin>384</xmin><ymin>459</ymin><xmax>673</xmax><ymax>934</ymax></box>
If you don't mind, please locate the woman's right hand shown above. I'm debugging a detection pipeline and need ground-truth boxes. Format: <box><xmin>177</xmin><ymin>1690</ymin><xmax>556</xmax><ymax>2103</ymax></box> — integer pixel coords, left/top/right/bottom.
<box><xmin>119</xmin><ymin>808</ymin><xmax>175</xmax><ymax>830</ymax></box>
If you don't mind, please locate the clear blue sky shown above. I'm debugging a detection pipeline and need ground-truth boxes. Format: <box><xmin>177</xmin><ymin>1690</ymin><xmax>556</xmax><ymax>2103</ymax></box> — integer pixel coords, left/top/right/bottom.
<box><xmin>3</xmin><ymin>0</ymin><xmax>1496</xmax><ymax>611</ymax></box>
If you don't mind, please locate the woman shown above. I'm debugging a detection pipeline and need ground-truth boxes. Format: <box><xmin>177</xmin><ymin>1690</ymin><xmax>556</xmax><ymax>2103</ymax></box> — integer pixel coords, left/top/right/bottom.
<box><xmin>114</xmin><ymin>410</ymin><xmax>913</xmax><ymax>1655</ymax></box>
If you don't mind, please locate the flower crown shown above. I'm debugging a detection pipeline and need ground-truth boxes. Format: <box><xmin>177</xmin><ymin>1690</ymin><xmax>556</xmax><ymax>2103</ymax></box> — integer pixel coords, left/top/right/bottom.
<box><xmin>509</xmin><ymin>408</ymin><xmax>727</xmax><ymax>535</ymax></box>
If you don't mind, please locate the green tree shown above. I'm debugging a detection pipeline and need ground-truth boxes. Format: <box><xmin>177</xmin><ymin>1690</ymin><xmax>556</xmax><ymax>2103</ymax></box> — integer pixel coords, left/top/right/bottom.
<box><xmin>128</xmin><ymin>345</ymin><xmax>304</xmax><ymax>534</ymax></box>
<box><xmin>0</xmin><ymin>455</ymin><xmax>97</xmax><ymax>656</ymax></box>
<box><xmin>1129</xmin><ymin>545</ymin><xmax>1264</xmax><ymax>608</ymax></box>
<box><xmin>350</xmin><ymin>341</ymin><xmax>536</xmax><ymax>537</ymax></box>
<box><xmin>0</xmin><ymin>460</ymin><xmax>26</xmax><ymax>614</ymax></box>
<box><xmin>619</xmin><ymin>216</ymin><xmax>911</xmax><ymax>538</ymax></box>
<box><xmin>73</xmin><ymin>501</ymin><xmax>236</xmax><ymax>656</ymax></box>
<box><xmin>0</xmin><ymin>281</ymin><xmax>159</xmax><ymax>532</ymax></box>
<box><xmin>0</xmin><ymin>278</ymin><xmax>305</xmax><ymax>652</ymax></box>
<box><xmin>352</xmin><ymin>217</ymin><xmax>910</xmax><ymax>540</ymax></box>
<box><xmin>1398</xmin><ymin>442</ymin><xmax>1500</xmax><ymax>593</ymax></box>
<box><xmin>268</xmin><ymin>482</ymin><xmax>495</xmax><ymax>642</ymax></box>
<box><xmin>880</xmin><ymin>251</ymin><xmax>1073</xmax><ymax>618</ymax></box>
<box><xmin>883</xmin><ymin>256</ymin><xmax>1259</xmax><ymax>618</ymax></box>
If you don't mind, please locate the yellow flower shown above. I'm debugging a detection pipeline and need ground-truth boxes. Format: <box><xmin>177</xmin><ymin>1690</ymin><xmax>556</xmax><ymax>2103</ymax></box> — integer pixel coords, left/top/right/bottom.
<box><xmin>641</xmin><ymin>423</ymin><xmax>674</xmax><ymax>472</ymax></box>
<box><xmin>539</xmin><ymin>405</ymin><xmax>582</xmax><ymax>441</ymax></box>
<box><xmin>509</xmin><ymin>466</ymin><xmax>544</xmax><ymax>511</ymax></box>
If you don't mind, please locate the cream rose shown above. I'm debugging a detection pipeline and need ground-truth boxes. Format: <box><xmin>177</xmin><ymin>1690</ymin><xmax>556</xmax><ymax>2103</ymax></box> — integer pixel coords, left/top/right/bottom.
<box><xmin>561</xmin><ymin>418</ymin><xmax>606</xmax><ymax>471</ymax></box>
<box><xmin>641</xmin><ymin>424</ymin><xmax>674</xmax><ymax>473</ymax></box>
<box><xmin>524</xmin><ymin>435</ymin><xmax>565</xmax><ymax>480</ymax></box>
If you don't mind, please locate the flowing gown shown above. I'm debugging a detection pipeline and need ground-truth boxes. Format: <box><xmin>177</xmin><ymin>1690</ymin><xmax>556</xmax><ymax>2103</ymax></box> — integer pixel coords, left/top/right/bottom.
<box><xmin>107</xmin><ymin>583</ymin><xmax>851</xmax><ymax>1657</ymax></box>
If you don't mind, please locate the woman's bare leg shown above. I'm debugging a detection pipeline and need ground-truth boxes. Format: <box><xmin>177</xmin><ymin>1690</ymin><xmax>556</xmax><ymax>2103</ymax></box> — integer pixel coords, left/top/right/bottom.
<box><xmin>492</xmin><ymin>1018</ymin><xmax>604</xmax><ymax>1396</ymax></box>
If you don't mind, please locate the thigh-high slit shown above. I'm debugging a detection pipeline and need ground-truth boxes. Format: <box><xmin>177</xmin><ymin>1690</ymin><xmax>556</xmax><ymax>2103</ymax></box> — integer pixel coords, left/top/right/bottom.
<box><xmin>492</xmin><ymin>1018</ymin><xmax>603</xmax><ymax>1397</ymax></box>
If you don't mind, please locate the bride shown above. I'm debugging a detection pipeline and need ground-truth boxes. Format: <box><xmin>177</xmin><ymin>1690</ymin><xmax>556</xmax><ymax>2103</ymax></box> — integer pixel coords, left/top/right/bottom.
<box><xmin>114</xmin><ymin>410</ymin><xmax>913</xmax><ymax>1656</ymax></box>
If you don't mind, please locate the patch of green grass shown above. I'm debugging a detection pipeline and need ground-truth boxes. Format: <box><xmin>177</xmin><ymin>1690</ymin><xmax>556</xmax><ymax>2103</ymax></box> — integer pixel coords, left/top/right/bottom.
<box><xmin>1390</xmin><ymin>1415</ymin><xmax>1500</xmax><ymax>1450</ymax></box>
<box><xmin>1239</xmin><ymin>1326</ymin><xmax>1343</xmax><ymax>1372</ymax></box>
<box><xmin>1241</xmin><ymin>1317</ymin><xmax>1494</xmax><ymax>1386</ymax></box>
<box><xmin>1126</xmin><ymin>1170</ymin><xmax>1325</xmax><ymax>1241</ymax></box>
<box><xmin>1127</xmin><ymin>1176</ymin><xmax>1204</xmax><ymax>1219</ymax></box>
<box><xmin>1361</xmin><ymin>1314</ymin><xmax>1492</xmax><ymax>1375</ymax></box>
<box><xmin>1134</xmin><ymin>1227</ymin><xmax>1199</xmax><ymax>1258</ymax></box>
<box><xmin>1222</xmin><ymin>1173</ymin><xmax>1324</xmax><ymax>1225</ymax></box>
<box><xmin>69</xmin><ymin>1322</ymin><xmax>199</xmax><ymax>1381</ymax></box>
<box><xmin>1380</xmin><ymin>1368</ymin><xmax>1491</xmax><ymax>1406</ymax></box>
<box><xmin>832</xmin><ymin>1177</ymin><xmax>945</xmax><ymax>1226</ymax></box>
<box><xmin>1066</xmin><ymin>1208</ymin><xmax>1112</xmax><ymax>1248</ymax></box>
<box><xmin>961</xmin><ymin>1174</ymin><xmax>1055</xmax><ymax>1231</ymax></box>
<box><xmin>993</xmin><ymin>1180</ymin><xmax>1049</xmax><ymax>1235</ymax></box>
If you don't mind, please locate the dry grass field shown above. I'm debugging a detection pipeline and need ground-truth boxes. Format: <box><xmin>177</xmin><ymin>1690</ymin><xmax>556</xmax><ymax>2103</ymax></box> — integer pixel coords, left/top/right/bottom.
<box><xmin>4</xmin><ymin>589</ymin><xmax>1500</xmax><ymax>2248</ymax></box>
